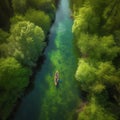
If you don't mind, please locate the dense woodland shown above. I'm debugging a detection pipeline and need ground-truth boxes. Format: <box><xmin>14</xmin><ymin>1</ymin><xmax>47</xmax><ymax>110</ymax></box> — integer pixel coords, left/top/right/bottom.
<box><xmin>0</xmin><ymin>0</ymin><xmax>57</xmax><ymax>119</ymax></box>
<box><xmin>70</xmin><ymin>0</ymin><xmax>120</xmax><ymax>119</ymax></box>
<box><xmin>0</xmin><ymin>0</ymin><xmax>120</xmax><ymax>120</ymax></box>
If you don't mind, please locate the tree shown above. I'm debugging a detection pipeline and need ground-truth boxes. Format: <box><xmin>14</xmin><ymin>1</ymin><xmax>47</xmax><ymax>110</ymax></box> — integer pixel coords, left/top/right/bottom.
<box><xmin>10</xmin><ymin>14</ymin><xmax>25</xmax><ymax>25</ymax></box>
<box><xmin>71</xmin><ymin>0</ymin><xmax>120</xmax><ymax>119</ymax></box>
<box><xmin>25</xmin><ymin>9</ymin><xmax>51</xmax><ymax>34</ymax></box>
<box><xmin>7</xmin><ymin>21</ymin><xmax>45</xmax><ymax>67</ymax></box>
<box><xmin>76</xmin><ymin>33</ymin><xmax>119</xmax><ymax>61</ymax></box>
<box><xmin>0</xmin><ymin>29</ymin><xmax>9</xmax><ymax>58</ymax></box>
<box><xmin>75</xmin><ymin>59</ymin><xmax>96</xmax><ymax>91</ymax></box>
<box><xmin>72</xmin><ymin>5</ymin><xmax>100</xmax><ymax>35</ymax></box>
<box><xmin>96</xmin><ymin>62</ymin><xmax>120</xmax><ymax>86</ymax></box>
<box><xmin>102</xmin><ymin>0</ymin><xmax>120</xmax><ymax>33</ymax></box>
<box><xmin>100</xmin><ymin>35</ymin><xmax>120</xmax><ymax>61</ymax></box>
<box><xmin>77</xmin><ymin>33</ymin><xmax>101</xmax><ymax>59</ymax></box>
<box><xmin>0</xmin><ymin>29</ymin><xmax>9</xmax><ymax>44</ymax></box>
<box><xmin>12</xmin><ymin>0</ymin><xmax>27</xmax><ymax>13</ymax></box>
<box><xmin>78</xmin><ymin>97</ymin><xmax>116</xmax><ymax>120</ymax></box>
<box><xmin>0</xmin><ymin>57</ymin><xmax>30</xmax><ymax>92</ymax></box>
<box><xmin>0</xmin><ymin>57</ymin><xmax>30</xmax><ymax>120</ymax></box>
<box><xmin>27</xmin><ymin>0</ymin><xmax>56</xmax><ymax>17</ymax></box>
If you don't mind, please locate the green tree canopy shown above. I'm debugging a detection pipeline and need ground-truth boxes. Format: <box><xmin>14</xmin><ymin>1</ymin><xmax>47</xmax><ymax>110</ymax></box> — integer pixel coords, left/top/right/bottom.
<box><xmin>12</xmin><ymin>0</ymin><xmax>27</xmax><ymax>14</ymax></box>
<box><xmin>75</xmin><ymin>59</ymin><xmax>96</xmax><ymax>91</ymax></box>
<box><xmin>27</xmin><ymin>0</ymin><xmax>56</xmax><ymax>15</ymax></box>
<box><xmin>0</xmin><ymin>29</ymin><xmax>9</xmax><ymax>58</ymax></box>
<box><xmin>7</xmin><ymin>21</ymin><xmax>45</xmax><ymax>67</ymax></box>
<box><xmin>71</xmin><ymin>0</ymin><xmax>120</xmax><ymax>119</ymax></box>
<box><xmin>72</xmin><ymin>5</ymin><xmax>100</xmax><ymax>35</ymax></box>
<box><xmin>0</xmin><ymin>29</ymin><xmax>9</xmax><ymax>44</ymax></box>
<box><xmin>0</xmin><ymin>57</ymin><xmax>30</xmax><ymax>91</ymax></box>
<box><xmin>0</xmin><ymin>57</ymin><xmax>30</xmax><ymax>119</ymax></box>
<box><xmin>78</xmin><ymin>97</ymin><xmax>116</xmax><ymax>120</ymax></box>
<box><xmin>77</xmin><ymin>33</ymin><xmax>119</xmax><ymax>61</ymax></box>
<box><xmin>25</xmin><ymin>9</ymin><xmax>51</xmax><ymax>34</ymax></box>
<box><xmin>10</xmin><ymin>14</ymin><xmax>25</xmax><ymax>25</ymax></box>
<box><xmin>96</xmin><ymin>62</ymin><xmax>120</xmax><ymax>85</ymax></box>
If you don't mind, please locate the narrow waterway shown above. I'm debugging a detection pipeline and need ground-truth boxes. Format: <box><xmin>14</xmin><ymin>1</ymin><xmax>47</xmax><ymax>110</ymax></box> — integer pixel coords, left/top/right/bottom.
<box><xmin>14</xmin><ymin>0</ymin><xmax>79</xmax><ymax>120</ymax></box>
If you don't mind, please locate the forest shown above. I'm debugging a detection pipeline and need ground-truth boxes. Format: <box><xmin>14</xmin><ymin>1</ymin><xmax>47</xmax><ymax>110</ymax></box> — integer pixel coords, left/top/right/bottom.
<box><xmin>0</xmin><ymin>0</ymin><xmax>120</xmax><ymax>120</ymax></box>
<box><xmin>70</xmin><ymin>0</ymin><xmax>120</xmax><ymax>119</ymax></box>
<box><xmin>0</xmin><ymin>0</ymin><xmax>57</xmax><ymax>119</ymax></box>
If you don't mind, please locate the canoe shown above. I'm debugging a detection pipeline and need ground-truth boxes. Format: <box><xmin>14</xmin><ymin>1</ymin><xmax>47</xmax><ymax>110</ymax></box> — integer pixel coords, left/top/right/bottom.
<box><xmin>54</xmin><ymin>71</ymin><xmax>59</xmax><ymax>86</ymax></box>
<box><xmin>54</xmin><ymin>75</ymin><xmax>59</xmax><ymax>86</ymax></box>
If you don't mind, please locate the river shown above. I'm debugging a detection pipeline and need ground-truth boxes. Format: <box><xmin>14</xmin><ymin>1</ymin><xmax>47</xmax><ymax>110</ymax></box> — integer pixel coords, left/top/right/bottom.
<box><xmin>13</xmin><ymin>0</ymin><xmax>79</xmax><ymax>120</ymax></box>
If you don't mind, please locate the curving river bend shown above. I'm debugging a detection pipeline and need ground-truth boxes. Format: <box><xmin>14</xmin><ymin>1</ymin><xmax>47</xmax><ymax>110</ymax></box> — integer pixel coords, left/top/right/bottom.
<box><xmin>14</xmin><ymin>0</ymin><xmax>79</xmax><ymax>120</ymax></box>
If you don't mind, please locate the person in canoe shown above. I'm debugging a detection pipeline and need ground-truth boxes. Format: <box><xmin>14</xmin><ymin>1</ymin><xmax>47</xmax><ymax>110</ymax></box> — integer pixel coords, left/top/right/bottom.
<box><xmin>54</xmin><ymin>70</ymin><xmax>59</xmax><ymax>86</ymax></box>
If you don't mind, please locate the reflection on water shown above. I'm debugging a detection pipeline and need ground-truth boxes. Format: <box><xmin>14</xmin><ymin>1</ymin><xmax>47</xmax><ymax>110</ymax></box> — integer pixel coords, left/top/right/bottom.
<box><xmin>14</xmin><ymin>0</ymin><xmax>79</xmax><ymax>120</ymax></box>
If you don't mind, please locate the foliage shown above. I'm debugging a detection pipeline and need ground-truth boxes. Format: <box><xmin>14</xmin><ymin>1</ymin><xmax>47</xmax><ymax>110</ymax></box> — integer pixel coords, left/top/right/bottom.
<box><xmin>0</xmin><ymin>57</ymin><xmax>30</xmax><ymax>92</ymax></box>
<box><xmin>72</xmin><ymin>5</ymin><xmax>100</xmax><ymax>34</ymax></box>
<box><xmin>27</xmin><ymin>0</ymin><xmax>56</xmax><ymax>16</ymax></box>
<box><xmin>71</xmin><ymin>0</ymin><xmax>120</xmax><ymax>119</ymax></box>
<box><xmin>11</xmin><ymin>0</ymin><xmax>56</xmax><ymax>20</ymax></box>
<box><xmin>12</xmin><ymin>0</ymin><xmax>27</xmax><ymax>14</ymax></box>
<box><xmin>96</xmin><ymin>62</ymin><xmax>120</xmax><ymax>85</ymax></box>
<box><xmin>102</xmin><ymin>0</ymin><xmax>120</xmax><ymax>33</ymax></box>
<box><xmin>0</xmin><ymin>29</ymin><xmax>9</xmax><ymax>57</ymax></box>
<box><xmin>10</xmin><ymin>15</ymin><xmax>25</xmax><ymax>25</ymax></box>
<box><xmin>0</xmin><ymin>29</ymin><xmax>9</xmax><ymax>44</ymax></box>
<box><xmin>0</xmin><ymin>0</ymin><xmax>57</xmax><ymax>119</ymax></box>
<box><xmin>25</xmin><ymin>9</ymin><xmax>51</xmax><ymax>34</ymax></box>
<box><xmin>10</xmin><ymin>9</ymin><xmax>51</xmax><ymax>34</ymax></box>
<box><xmin>0</xmin><ymin>57</ymin><xmax>30</xmax><ymax>120</ymax></box>
<box><xmin>78</xmin><ymin>97</ymin><xmax>116</xmax><ymax>120</ymax></box>
<box><xmin>7</xmin><ymin>21</ymin><xmax>45</xmax><ymax>67</ymax></box>
<box><xmin>77</xmin><ymin>33</ymin><xmax>119</xmax><ymax>60</ymax></box>
<box><xmin>75</xmin><ymin>59</ymin><xmax>96</xmax><ymax>91</ymax></box>
<box><xmin>91</xmin><ymin>83</ymin><xmax>105</xmax><ymax>94</ymax></box>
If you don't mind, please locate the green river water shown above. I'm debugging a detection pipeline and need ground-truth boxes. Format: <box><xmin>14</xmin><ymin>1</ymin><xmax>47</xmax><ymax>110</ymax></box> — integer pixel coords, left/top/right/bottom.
<box><xmin>14</xmin><ymin>0</ymin><xmax>80</xmax><ymax>120</ymax></box>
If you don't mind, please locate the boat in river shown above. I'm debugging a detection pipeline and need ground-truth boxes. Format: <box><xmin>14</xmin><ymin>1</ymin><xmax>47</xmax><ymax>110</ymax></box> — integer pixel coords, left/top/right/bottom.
<box><xmin>54</xmin><ymin>71</ymin><xmax>59</xmax><ymax>86</ymax></box>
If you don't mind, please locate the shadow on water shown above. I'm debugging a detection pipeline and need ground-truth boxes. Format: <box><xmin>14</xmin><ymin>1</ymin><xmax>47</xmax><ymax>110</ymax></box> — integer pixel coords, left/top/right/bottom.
<box><xmin>13</xmin><ymin>0</ymin><xmax>80</xmax><ymax>120</ymax></box>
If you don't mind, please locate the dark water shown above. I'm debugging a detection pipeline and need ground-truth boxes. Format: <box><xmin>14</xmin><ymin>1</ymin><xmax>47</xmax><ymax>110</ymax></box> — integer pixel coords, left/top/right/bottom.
<box><xmin>14</xmin><ymin>0</ymin><xmax>79</xmax><ymax>120</ymax></box>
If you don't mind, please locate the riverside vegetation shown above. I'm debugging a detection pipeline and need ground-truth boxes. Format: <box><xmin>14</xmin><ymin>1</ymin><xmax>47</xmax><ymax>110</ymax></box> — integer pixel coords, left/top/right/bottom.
<box><xmin>0</xmin><ymin>0</ymin><xmax>57</xmax><ymax>119</ymax></box>
<box><xmin>70</xmin><ymin>0</ymin><xmax>120</xmax><ymax>120</ymax></box>
<box><xmin>0</xmin><ymin>0</ymin><xmax>120</xmax><ymax>120</ymax></box>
